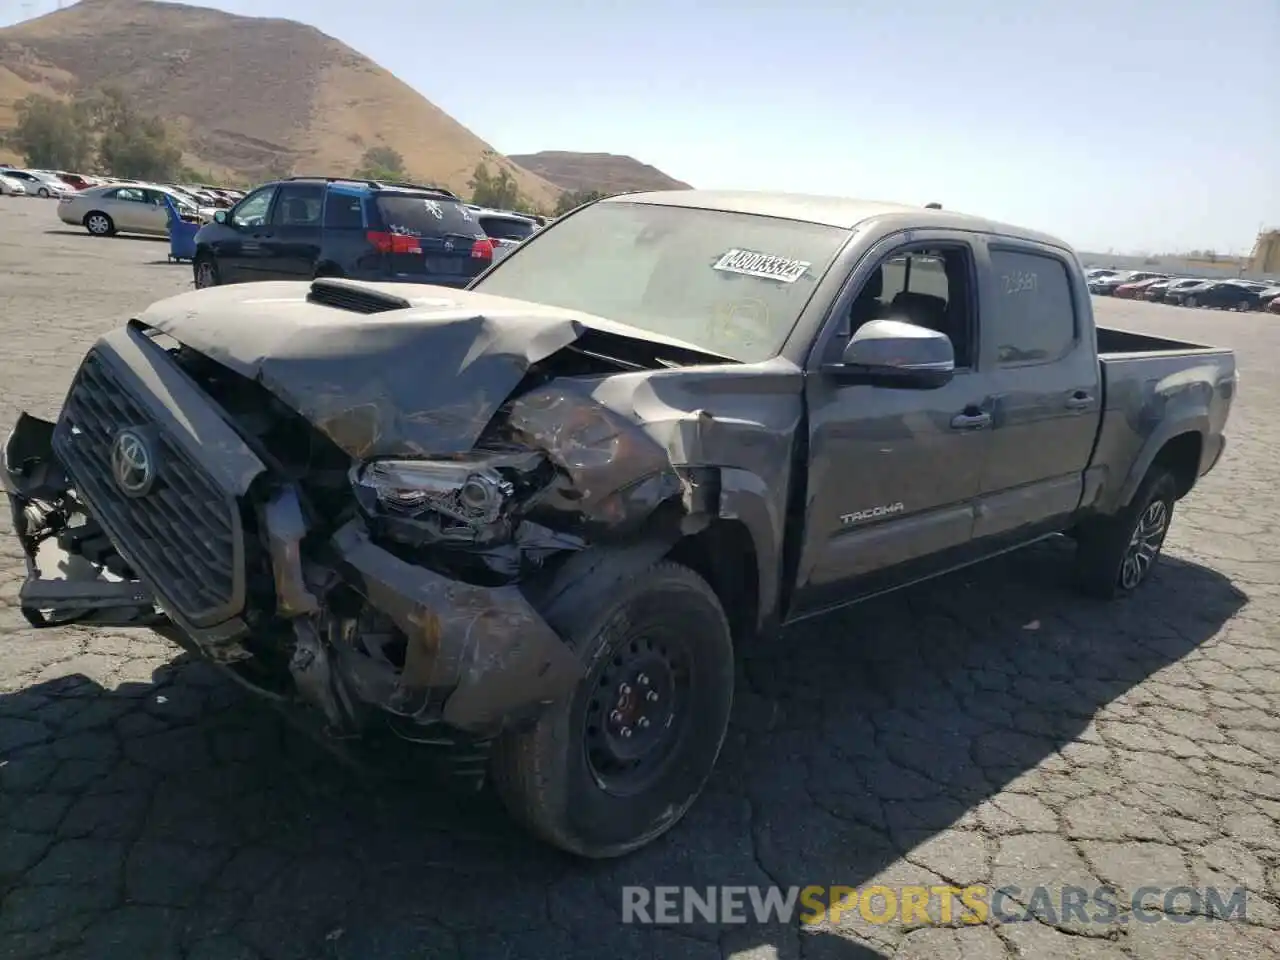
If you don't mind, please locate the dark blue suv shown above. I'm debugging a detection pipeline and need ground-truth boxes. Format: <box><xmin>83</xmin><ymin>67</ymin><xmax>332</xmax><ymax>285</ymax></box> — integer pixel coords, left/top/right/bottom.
<box><xmin>191</xmin><ymin>177</ymin><xmax>496</xmax><ymax>289</ymax></box>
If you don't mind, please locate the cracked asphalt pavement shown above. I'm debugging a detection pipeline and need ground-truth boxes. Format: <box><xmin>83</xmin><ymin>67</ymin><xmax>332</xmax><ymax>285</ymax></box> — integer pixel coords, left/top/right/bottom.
<box><xmin>1</xmin><ymin>198</ymin><xmax>1278</xmax><ymax>960</ymax></box>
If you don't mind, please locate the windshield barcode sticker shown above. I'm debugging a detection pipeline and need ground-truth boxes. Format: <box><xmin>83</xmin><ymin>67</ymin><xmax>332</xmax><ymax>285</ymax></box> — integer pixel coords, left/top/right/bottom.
<box><xmin>713</xmin><ymin>249</ymin><xmax>811</xmax><ymax>283</ymax></box>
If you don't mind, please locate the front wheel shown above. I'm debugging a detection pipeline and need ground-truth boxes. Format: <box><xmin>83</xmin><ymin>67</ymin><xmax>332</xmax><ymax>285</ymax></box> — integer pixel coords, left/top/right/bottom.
<box><xmin>37</xmin><ymin>187</ymin><xmax>49</xmax><ymax>199</ymax></box>
<box><xmin>490</xmin><ymin>561</ymin><xmax>734</xmax><ymax>858</ymax></box>
<box><xmin>1074</xmin><ymin>469</ymin><xmax>1177</xmax><ymax>600</ymax></box>
<box><xmin>193</xmin><ymin>254</ymin><xmax>220</xmax><ymax>289</ymax></box>
<box><xmin>1185</xmin><ymin>296</ymin><xmax>1198</xmax><ymax>308</ymax></box>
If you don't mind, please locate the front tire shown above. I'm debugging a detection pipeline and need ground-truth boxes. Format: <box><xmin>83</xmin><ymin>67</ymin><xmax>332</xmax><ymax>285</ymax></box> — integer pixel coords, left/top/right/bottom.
<box><xmin>193</xmin><ymin>253</ymin><xmax>220</xmax><ymax>289</ymax></box>
<box><xmin>37</xmin><ymin>187</ymin><xmax>49</xmax><ymax>198</ymax></box>
<box><xmin>1074</xmin><ymin>468</ymin><xmax>1177</xmax><ymax>600</ymax></box>
<box><xmin>490</xmin><ymin>560</ymin><xmax>734</xmax><ymax>858</ymax></box>
<box><xmin>1185</xmin><ymin>295</ymin><xmax>1198</xmax><ymax>308</ymax></box>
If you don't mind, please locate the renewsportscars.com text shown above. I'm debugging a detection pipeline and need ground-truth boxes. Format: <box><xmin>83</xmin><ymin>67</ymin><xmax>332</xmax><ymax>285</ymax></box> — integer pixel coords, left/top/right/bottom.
<box><xmin>621</xmin><ymin>884</ymin><xmax>1249</xmax><ymax>926</ymax></box>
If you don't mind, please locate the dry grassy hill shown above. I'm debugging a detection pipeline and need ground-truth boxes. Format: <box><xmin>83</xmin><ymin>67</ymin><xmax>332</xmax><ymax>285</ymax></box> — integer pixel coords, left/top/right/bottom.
<box><xmin>0</xmin><ymin>0</ymin><xmax>561</xmax><ymax>207</ymax></box>
<box><xmin>507</xmin><ymin>151</ymin><xmax>692</xmax><ymax>195</ymax></box>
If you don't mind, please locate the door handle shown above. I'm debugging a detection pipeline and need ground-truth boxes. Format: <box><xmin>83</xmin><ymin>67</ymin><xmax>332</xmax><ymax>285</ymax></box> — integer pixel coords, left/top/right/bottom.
<box><xmin>950</xmin><ymin>409</ymin><xmax>992</xmax><ymax>430</ymax></box>
<box><xmin>1064</xmin><ymin>391</ymin><xmax>1094</xmax><ymax>410</ymax></box>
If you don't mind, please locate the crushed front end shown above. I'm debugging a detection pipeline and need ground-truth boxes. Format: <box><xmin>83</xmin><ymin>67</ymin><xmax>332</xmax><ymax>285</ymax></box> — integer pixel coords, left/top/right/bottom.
<box><xmin>1</xmin><ymin>321</ymin><xmax>636</xmax><ymax>782</ymax></box>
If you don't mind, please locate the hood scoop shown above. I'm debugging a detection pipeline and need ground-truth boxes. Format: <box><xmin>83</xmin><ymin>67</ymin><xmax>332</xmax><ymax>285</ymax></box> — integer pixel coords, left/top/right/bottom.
<box><xmin>306</xmin><ymin>278</ymin><xmax>412</xmax><ymax>314</ymax></box>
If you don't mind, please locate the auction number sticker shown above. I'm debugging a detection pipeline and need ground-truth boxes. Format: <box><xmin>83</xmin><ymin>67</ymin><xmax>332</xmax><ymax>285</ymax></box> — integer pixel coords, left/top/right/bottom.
<box><xmin>713</xmin><ymin>249</ymin><xmax>811</xmax><ymax>283</ymax></box>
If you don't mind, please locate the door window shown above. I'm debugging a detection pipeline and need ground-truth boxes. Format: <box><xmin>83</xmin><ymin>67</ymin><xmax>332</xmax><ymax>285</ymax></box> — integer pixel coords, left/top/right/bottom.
<box><xmin>271</xmin><ymin>184</ymin><xmax>323</xmax><ymax>226</ymax></box>
<box><xmin>109</xmin><ymin>187</ymin><xmax>147</xmax><ymax>203</ymax></box>
<box><xmin>843</xmin><ymin>246</ymin><xmax>977</xmax><ymax>368</ymax></box>
<box><xmin>232</xmin><ymin>187</ymin><xmax>277</xmax><ymax>228</ymax></box>
<box><xmin>986</xmin><ymin>250</ymin><xmax>1076</xmax><ymax>366</ymax></box>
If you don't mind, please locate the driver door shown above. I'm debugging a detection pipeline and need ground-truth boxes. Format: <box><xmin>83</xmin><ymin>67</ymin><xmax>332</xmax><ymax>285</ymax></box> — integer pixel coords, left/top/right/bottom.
<box><xmin>214</xmin><ymin>185</ymin><xmax>278</xmax><ymax>282</ymax></box>
<box><xmin>790</xmin><ymin>235</ymin><xmax>994</xmax><ymax>618</ymax></box>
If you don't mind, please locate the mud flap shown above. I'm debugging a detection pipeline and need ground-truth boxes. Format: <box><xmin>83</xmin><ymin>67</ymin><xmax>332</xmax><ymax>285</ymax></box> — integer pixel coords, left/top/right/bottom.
<box><xmin>3</xmin><ymin>412</ymin><xmax>164</xmax><ymax>629</ymax></box>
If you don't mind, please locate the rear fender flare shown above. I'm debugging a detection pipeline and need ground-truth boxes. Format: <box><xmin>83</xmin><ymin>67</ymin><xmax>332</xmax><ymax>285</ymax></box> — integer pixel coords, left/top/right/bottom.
<box><xmin>1117</xmin><ymin>415</ymin><xmax>1209</xmax><ymax>509</ymax></box>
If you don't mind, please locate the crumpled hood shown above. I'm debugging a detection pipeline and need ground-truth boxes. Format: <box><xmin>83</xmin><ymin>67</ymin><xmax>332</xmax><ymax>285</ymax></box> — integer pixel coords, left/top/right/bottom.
<box><xmin>135</xmin><ymin>280</ymin><xmax>704</xmax><ymax>460</ymax></box>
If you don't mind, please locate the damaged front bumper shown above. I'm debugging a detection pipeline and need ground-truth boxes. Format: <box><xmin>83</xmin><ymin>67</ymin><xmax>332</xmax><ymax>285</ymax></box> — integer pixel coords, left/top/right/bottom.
<box><xmin>3</xmin><ymin>403</ymin><xmax>583</xmax><ymax>744</ymax></box>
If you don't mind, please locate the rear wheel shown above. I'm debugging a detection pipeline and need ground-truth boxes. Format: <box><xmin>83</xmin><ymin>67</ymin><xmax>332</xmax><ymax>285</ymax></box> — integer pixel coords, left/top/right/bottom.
<box><xmin>193</xmin><ymin>254</ymin><xmax>220</xmax><ymax>289</ymax></box>
<box><xmin>1074</xmin><ymin>468</ymin><xmax>1177</xmax><ymax>600</ymax></box>
<box><xmin>490</xmin><ymin>560</ymin><xmax>735</xmax><ymax>858</ymax></box>
<box><xmin>1237</xmin><ymin>300</ymin><xmax>1251</xmax><ymax>312</ymax></box>
<box><xmin>84</xmin><ymin>212</ymin><xmax>114</xmax><ymax>237</ymax></box>
<box><xmin>1185</xmin><ymin>295</ymin><xmax>1198</xmax><ymax>308</ymax></box>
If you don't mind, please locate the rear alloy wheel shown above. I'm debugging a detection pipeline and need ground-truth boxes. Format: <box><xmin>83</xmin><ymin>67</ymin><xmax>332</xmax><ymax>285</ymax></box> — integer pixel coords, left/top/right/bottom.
<box><xmin>1237</xmin><ymin>300</ymin><xmax>1251</xmax><ymax>312</ymax></box>
<box><xmin>1074</xmin><ymin>469</ymin><xmax>1177</xmax><ymax>600</ymax></box>
<box><xmin>193</xmin><ymin>255</ymin><xmax>220</xmax><ymax>289</ymax></box>
<box><xmin>1185</xmin><ymin>295</ymin><xmax>1198</xmax><ymax>308</ymax></box>
<box><xmin>490</xmin><ymin>561</ymin><xmax>734</xmax><ymax>858</ymax></box>
<box><xmin>84</xmin><ymin>212</ymin><xmax>114</xmax><ymax>237</ymax></box>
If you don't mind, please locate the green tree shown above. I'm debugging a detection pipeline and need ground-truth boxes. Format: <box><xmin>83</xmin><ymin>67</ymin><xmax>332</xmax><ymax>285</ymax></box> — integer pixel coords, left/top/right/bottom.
<box><xmin>469</xmin><ymin>162</ymin><xmax>521</xmax><ymax>209</ymax></box>
<box><xmin>88</xmin><ymin>87</ymin><xmax>183</xmax><ymax>181</ymax></box>
<box><xmin>554</xmin><ymin>188</ymin><xmax>609</xmax><ymax>217</ymax></box>
<box><xmin>5</xmin><ymin>94</ymin><xmax>93</xmax><ymax>170</ymax></box>
<box><xmin>355</xmin><ymin>145</ymin><xmax>405</xmax><ymax>181</ymax></box>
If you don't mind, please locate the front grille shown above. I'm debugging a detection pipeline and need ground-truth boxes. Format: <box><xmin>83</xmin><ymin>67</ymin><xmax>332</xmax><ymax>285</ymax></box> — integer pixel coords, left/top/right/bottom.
<box><xmin>52</xmin><ymin>350</ymin><xmax>243</xmax><ymax>627</ymax></box>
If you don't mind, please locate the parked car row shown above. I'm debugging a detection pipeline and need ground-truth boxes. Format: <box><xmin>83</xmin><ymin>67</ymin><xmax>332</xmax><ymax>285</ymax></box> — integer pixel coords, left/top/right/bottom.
<box><xmin>0</xmin><ymin>165</ymin><xmax>247</xmax><ymax>207</ymax></box>
<box><xmin>0</xmin><ymin>166</ymin><xmax>77</xmax><ymax>198</ymax></box>
<box><xmin>35</xmin><ymin>167</ymin><xmax>552</xmax><ymax>284</ymax></box>
<box><xmin>1086</xmin><ymin>267</ymin><xmax>1280</xmax><ymax>313</ymax></box>
<box><xmin>58</xmin><ymin>181</ymin><xmax>223</xmax><ymax>237</ymax></box>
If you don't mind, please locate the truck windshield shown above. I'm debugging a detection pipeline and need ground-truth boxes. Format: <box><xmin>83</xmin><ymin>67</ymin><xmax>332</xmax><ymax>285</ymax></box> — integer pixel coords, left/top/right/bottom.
<box><xmin>471</xmin><ymin>200</ymin><xmax>848</xmax><ymax>362</ymax></box>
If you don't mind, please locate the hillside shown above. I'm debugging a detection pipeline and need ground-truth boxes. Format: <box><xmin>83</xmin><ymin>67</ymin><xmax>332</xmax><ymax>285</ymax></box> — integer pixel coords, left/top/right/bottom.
<box><xmin>507</xmin><ymin>151</ymin><xmax>692</xmax><ymax>195</ymax></box>
<box><xmin>0</xmin><ymin>0</ymin><xmax>561</xmax><ymax>207</ymax></box>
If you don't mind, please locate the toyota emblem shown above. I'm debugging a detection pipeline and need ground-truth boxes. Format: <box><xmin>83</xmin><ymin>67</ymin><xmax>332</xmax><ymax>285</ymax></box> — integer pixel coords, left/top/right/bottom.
<box><xmin>110</xmin><ymin>430</ymin><xmax>156</xmax><ymax>497</ymax></box>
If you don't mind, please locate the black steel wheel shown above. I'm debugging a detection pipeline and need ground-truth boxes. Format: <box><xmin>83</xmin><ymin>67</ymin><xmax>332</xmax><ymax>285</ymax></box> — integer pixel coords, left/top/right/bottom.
<box><xmin>582</xmin><ymin>626</ymin><xmax>691</xmax><ymax>798</ymax></box>
<box><xmin>491</xmin><ymin>560</ymin><xmax>734</xmax><ymax>858</ymax></box>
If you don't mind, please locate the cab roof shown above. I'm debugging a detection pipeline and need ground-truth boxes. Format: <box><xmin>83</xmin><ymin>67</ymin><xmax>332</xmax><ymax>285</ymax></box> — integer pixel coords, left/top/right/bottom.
<box><xmin>603</xmin><ymin>189</ymin><xmax>1071</xmax><ymax>251</ymax></box>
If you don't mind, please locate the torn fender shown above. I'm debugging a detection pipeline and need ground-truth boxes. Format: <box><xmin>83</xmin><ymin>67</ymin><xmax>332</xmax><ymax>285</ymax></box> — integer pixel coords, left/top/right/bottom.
<box><xmin>330</xmin><ymin>519</ymin><xmax>585</xmax><ymax>734</ymax></box>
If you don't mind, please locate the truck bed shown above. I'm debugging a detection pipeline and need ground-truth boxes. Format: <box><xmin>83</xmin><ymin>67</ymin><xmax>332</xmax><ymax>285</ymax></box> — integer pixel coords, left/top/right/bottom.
<box><xmin>1096</xmin><ymin>325</ymin><xmax>1222</xmax><ymax>358</ymax></box>
<box><xmin>1088</xmin><ymin>325</ymin><xmax>1235</xmax><ymax>516</ymax></box>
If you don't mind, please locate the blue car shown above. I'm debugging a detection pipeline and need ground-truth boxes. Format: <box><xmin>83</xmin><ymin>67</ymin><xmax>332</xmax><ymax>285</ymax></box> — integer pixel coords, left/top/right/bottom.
<box><xmin>192</xmin><ymin>176</ymin><xmax>496</xmax><ymax>289</ymax></box>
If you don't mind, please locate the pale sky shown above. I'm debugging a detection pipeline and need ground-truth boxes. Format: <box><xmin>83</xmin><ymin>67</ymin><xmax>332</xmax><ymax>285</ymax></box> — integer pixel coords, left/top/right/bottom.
<box><xmin>3</xmin><ymin>0</ymin><xmax>1277</xmax><ymax>254</ymax></box>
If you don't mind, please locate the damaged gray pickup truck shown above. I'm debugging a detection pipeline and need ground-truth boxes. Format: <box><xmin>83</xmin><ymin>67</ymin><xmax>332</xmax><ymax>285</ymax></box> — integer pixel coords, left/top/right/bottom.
<box><xmin>4</xmin><ymin>191</ymin><xmax>1235</xmax><ymax>858</ymax></box>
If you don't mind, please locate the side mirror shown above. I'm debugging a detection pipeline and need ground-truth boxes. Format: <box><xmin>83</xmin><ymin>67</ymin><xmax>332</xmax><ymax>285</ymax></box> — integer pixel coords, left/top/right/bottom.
<box><xmin>212</xmin><ymin>210</ymin><xmax>228</xmax><ymax>225</ymax></box>
<box><xmin>824</xmin><ymin>318</ymin><xmax>955</xmax><ymax>389</ymax></box>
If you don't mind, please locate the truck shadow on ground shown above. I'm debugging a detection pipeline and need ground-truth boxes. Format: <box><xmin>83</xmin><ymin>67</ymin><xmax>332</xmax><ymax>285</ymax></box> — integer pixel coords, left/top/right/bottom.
<box><xmin>0</xmin><ymin>539</ymin><xmax>1245</xmax><ymax>960</ymax></box>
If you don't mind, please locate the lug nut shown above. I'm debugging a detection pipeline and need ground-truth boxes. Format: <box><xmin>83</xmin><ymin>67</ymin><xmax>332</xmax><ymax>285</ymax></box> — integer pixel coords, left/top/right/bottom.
<box><xmin>618</xmin><ymin>683</ymin><xmax>631</xmax><ymax>696</ymax></box>
<box><xmin>638</xmin><ymin>717</ymin><xmax>650</xmax><ymax>729</ymax></box>
<box><xmin>646</xmin><ymin>690</ymin><xmax>659</xmax><ymax>702</ymax></box>
<box><xmin>638</xmin><ymin>673</ymin><xmax>650</xmax><ymax>686</ymax></box>
<box><xmin>621</xmin><ymin>727</ymin><xmax>633</xmax><ymax>738</ymax></box>
<box><xmin>610</xmin><ymin>710</ymin><xmax>624</xmax><ymax>724</ymax></box>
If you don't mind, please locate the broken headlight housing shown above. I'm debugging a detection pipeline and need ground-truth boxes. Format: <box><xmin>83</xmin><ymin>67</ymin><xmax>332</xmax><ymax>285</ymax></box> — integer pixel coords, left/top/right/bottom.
<box><xmin>350</xmin><ymin>456</ymin><xmax>542</xmax><ymax>546</ymax></box>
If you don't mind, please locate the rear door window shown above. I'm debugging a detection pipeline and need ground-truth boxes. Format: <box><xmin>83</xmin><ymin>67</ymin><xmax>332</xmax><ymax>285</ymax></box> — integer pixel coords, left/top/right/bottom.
<box><xmin>271</xmin><ymin>183</ymin><xmax>324</xmax><ymax>227</ymax></box>
<box><xmin>374</xmin><ymin>194</ymin><xmax>481</xmax><ymax>239</ymax></box>
<box><xmin>986</xmin><ymin>249</ymin><xmax>1078</xmax><ymax>366</ymax></box>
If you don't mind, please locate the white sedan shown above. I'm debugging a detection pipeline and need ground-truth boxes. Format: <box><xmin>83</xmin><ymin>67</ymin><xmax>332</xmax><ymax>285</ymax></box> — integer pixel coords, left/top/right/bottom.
<box><xmin>0</xmin><ymin>168</ymin><xmax>72</xmax><ymax>198</ymax></box>
<box><xmin>0</xmin><ymin>173</ymin><xmax>27</xmax><ymax>196</ymax></box>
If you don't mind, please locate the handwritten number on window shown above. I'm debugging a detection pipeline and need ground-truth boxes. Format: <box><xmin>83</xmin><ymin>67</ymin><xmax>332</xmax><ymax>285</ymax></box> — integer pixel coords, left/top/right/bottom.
<box><xmin>1002</xmin><ymin>272</ymin><xmax>1037</xmax><ymax>295</ymax></box>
